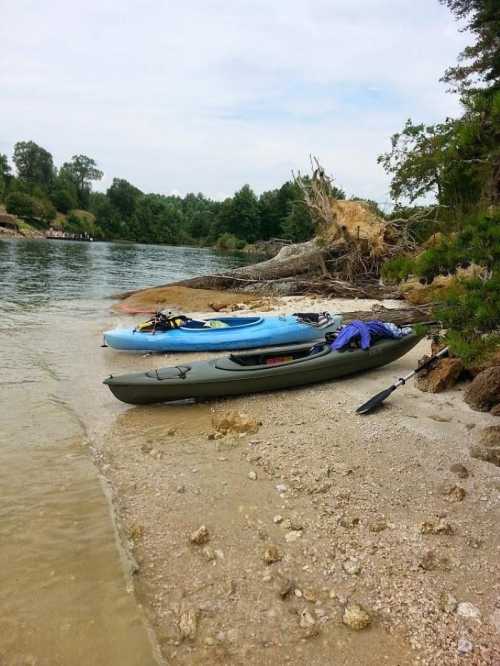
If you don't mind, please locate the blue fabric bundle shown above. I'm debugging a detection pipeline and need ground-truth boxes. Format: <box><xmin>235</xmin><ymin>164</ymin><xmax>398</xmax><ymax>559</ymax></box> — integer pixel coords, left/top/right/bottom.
<box><xmin>331</xmin><ymin>319</ymin><xmax>408</xmax><ymax>351</ymax></box>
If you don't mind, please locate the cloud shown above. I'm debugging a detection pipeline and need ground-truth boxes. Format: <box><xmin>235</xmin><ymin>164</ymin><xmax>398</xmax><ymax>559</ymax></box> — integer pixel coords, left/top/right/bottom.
<box><xmin>0</xmin><ymin>0</ymin><xmax>471</xmax><ymax>202</ymax></box>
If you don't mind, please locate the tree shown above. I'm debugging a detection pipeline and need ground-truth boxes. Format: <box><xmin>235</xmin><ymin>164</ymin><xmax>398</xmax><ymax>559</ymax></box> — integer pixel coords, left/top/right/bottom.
<box><xmin>13</xmin><ymin>141</ymin><xmax>55</xmax><ymax>190</ymax></box>
<box><xmin>439</xmin><ymin>0</ymin><xmax>500</xmax><ymax>91</ymax></box>
<box><xmin>60</xmin><ymin>154</ymin><xmax>103</xmax><ymax>207</ymax></box>
<box><xmin>229</xmin><ymin>185</ymin><xmax>261</xmax><ymax>242</ymax></box>
<box><xmin>281</xmin><ymin>201</ymin><xmax>315</xmax><ymax>242</ymax></box>
<box><xmin>107</xmin><ymin>178</ymin><xmax>142</xmax><ymax>219</ymax></box>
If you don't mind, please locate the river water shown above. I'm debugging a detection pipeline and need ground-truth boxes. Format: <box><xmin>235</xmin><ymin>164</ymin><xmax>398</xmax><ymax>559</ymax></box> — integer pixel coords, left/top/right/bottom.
<box><xmin>0</xmin><ymin>239</ymin><xmax>248</xmax><ymax>665</ymax></box>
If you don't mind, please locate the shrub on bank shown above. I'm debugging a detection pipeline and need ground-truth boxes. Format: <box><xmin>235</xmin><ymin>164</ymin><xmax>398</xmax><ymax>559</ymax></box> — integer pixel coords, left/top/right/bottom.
<box><xmin>215</xmin><ymin>232</ymin><xmax>246</xmax><ymax>251</ymax></box>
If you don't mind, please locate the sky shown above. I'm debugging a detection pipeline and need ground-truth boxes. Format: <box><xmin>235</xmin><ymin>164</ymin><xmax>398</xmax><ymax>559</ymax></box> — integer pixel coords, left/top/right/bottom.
<box><xmin>1</xmin><ymin>0</ymin><xmax>471</xmax><ymax>205</ymax></box>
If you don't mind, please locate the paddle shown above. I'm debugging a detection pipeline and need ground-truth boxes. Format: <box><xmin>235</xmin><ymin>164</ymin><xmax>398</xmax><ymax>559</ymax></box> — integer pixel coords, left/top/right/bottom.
<box><xmin>356</xmin><ymin>346</ymin><xmax>449</xmax><ymax>414</ymax></box>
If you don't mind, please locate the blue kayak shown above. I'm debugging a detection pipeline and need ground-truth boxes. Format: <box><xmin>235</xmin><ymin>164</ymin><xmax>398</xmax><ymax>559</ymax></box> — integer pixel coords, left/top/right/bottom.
<box><xmin>103</xmin><ymin>313</ymin><xmax>342</xmax><ymax>352</ymax></box>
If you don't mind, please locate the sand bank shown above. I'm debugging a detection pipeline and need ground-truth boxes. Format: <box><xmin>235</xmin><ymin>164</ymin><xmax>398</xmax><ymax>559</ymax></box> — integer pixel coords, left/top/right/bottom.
<box><xmin>97</xmin><ymin>295</ymin><xmax>500</xmax><ymax>665</ymax></box>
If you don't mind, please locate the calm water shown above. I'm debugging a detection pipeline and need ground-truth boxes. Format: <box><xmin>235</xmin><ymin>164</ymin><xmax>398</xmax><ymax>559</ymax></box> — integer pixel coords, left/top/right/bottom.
<box><xmin>0</xmin><ymin>239</ymin><xmax>248</xmax><ymax>665</ymax></box>
<box><xmin>0</xmin><ymin>239</ymin><xmax>247</xmax><ymax>306</ymax></box>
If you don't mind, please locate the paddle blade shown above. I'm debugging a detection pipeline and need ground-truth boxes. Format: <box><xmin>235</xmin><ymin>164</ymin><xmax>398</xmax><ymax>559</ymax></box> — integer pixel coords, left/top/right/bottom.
<box><xmin>356</xmin><ymin>385</ymin><xmax>397</xmax><ymax>415</ymax></box>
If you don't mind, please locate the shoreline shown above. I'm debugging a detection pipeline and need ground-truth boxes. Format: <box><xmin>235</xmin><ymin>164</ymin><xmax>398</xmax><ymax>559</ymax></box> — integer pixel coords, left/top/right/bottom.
<box><xmin>94</xmin><ymin>293</ymin><xmax>500</xmax><ymax>665</ymax></box>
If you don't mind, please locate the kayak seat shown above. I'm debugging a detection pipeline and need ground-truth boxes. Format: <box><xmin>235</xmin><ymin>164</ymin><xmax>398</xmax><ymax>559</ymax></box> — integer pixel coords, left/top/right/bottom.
<box><xmin>216</xmin><ymin>343</ymin><xmax>330</xmax><ymax>371</ymax></box>
<box><xmin>180</xmin><ymin>316</ymin><xmax>262</xmax><ymax>330</ymax></box>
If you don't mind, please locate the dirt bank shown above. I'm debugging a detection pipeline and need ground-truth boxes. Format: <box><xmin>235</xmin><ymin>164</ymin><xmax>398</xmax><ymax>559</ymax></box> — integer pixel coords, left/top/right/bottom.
<box><xmin>96</xmin><ymin>296</ymin><xmax>500</xmax><ymax>665</ymax></box>
<box><xmin>114</xmin><ymin>285</ymin><xmax>262</xmax><ymax>314</ymax></box>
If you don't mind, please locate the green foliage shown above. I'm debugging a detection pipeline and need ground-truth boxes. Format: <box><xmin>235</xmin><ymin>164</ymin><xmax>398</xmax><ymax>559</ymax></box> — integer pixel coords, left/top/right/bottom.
<box><xmin>6</xmin><ymin>192</ymin><xmax>42</xmax><ymax>219</ymax></box>
<box><xmin>5</xmin><ymin>191</ymin><xmax>55</xmax><ymax>224</ymax></box>
<box><xmin>50</xmin><ymin>186</ymin><xmax>78</xmax><ymax>213</ymax></box>
<box><xmin>107</xmin><ymin>178</ymin><xmax>142</xmax><ymax>219</ymax></box>
<box><xmin>215</xmin><ymin>233</ymin><xmax>245</xmax><ymax>251</ymax></box>
<box><xmin>437</xmin><ymin>272</ymin><xmax>500</xmax><ymax>365</ymax></box>
<box><xmin>59</xmin><ymin>155</ymin><xmax>103</xmax><ymax>207</ymax></box>
<box><xmin>228</xmin><ymin>185</ymin><xmax>261</xmax><ymax>242</ymax></box>
<box><xmin>381</xmin><ymin>255</ymin><xmax>416</xmax><ymax>283</ymax></box>
<box><xmin>13</xmin><ymin>141</ymin><xmax>55</xmax><ymax>190</ymax></box>
<box><xmin>439</xmin><ymin>0</ymin><xmax>500</xmax><ymax>91</ymax></box>
<box><xmin>282</xmin><ymin>201</ymin><xmax>315</xmax><ymax>242</ymax></box>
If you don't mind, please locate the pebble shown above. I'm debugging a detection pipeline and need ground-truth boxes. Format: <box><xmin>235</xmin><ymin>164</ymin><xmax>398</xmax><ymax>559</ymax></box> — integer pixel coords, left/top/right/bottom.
<box><xmin>439</xmin><ymin>591</ymin><xmax>458</xmax><ymax>613</ymax></box>
<box><xmin>275</xmin><ymin>576</ymin><xmax>293</xmax><ymax>598</ymax></box>
<box><xmin>299</xmin><ymin>609</ymin><xmax>315</xmax><ymax>628</ymax></box>
<box><xmin>369</xmin><ymin>519</ymin><xmax>387</xmax><ymax>533</ymax></box>
<box><xmin>176</xmin><ymin>484</ymin><xmax>186</xmax><ymax>494</ymax></box>
<box><xmin>178</xmin><ymin>607</ymin><xmax>198</xmax><ymax>640</ymax></box>
<box><xmin>285</xmin><ymin>530</ymin><xmax>302</xmax><ymax>543</ymax></box>
<box><xmin>202</xmin><ymin>546</ymin><xmax>215</xmax><ymax>561</ymax></box>
<box><xmin>190</xmin><ymin>525</ymin><xmax>210</xmax><ymax>545</ymax></box>
<box><xmin>342</xmin><ymin>603</ymin><xmax>372</xmax><ymax>630</ymax></box>
<box><xmin>342</xmin><ymin>558</ymin><xmax>361</xmax><ymax>576</ymax></box>
<box><xmin>457</xmin><ymin>638</ymin><xmax>473</xmax><ymax>654</ymax></box>
<box><xmin>276</xmin><ymin>483</ymin><xmax>288</xmax><ymax>494</ymax></box>
<box><xmin>456</xmin><ymin>602</ymin><xmax>481</xmax><ymax>619</ymax></box>
<box><xmin>450</xmin><ymin>463</ymin><xmax>469</xmax><ymax>479</ymax></box>
<box><xmin>248</xmin><ymin>471</ymin><xmax>257</xmax><ymax>480</ymax></box>
<box><xmin>273</xmin><ymin>515</ymin><xmax>284</xmax><ymax>524</ymax></box>
<box><xmin>294</xmin><ymin>588</ymin><xmax>303</xmax><ymax>598</ymax></box>
<box><xmin>263</xmin><ymin>545</ymin><xmax>282</xmax><ymax>564</ymax></box>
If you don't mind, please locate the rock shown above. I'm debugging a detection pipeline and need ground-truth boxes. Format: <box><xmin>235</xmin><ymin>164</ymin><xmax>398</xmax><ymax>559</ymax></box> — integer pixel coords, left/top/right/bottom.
<box><xmin>248</xmin><ymin>471</ymin><xmax>257</xmax><ymax>480</ymax></box>
<box><xmin>441</xmin><ymin>484</ymin><xmax>466</xmax><ymax>502</ymax></box>
<box><xmin>491</xmin><ymin>403</ymin><xmax>500</xmax><ymax>416</ymax></box>
<box><xmin>275</xmin><ymin>576</ymin><xmax>294</xmax><ymax>598</ymax></box>
<box><xmin>212</xmin><ymin>411</ymin><xmax>260</xmax><ymax>435</ymax></box>
<box><xmin>449</xmin><ymin>463</ymin><xmax>469</xmax><ymax>479</ymax></box>
<box><xmin>490</xmin><ymin>608</ymin><xmax>500</xmax><ymax>633</ymax></box>
<box><xmin>285</xmin><ymin>530</ymin><xmax>302</xmax><ymax>543</ymax></box>
<box><xmin>342</xmin><ymin>603</ymin><xmax>372</xmax><ymax>630</ymax></box>
<box><xmin>369</xmin><ymin>519</ymin><xmax>387</xmax><ymax>533</ymax></box>
<box><xmin>263</xmin><ymin>545</ymin><xmax>282</xmax><ymax>564</ymax></box>
<box><xmin>419</xmin><ymin>549</ymin><xmax>437</xmax><ymax>571</ymax></box>
<box><xmin>470</xmin><ymin>426</ymin><xmax>500</xmax><ymax>467</ymax></box>
<box><xmin>464</xmin><ymin>366</ymin><xmax>500</xmax><ymax>412</ymax></box>
<box><xmin>299</xmin><ymin>609</ymin><xmax>316</xmax><ymax>628</ymax></box>
<box><xmin>178</xmin><ymin>607</ymin><xmax>198</xmax><ymax>640</ymax></box>
<box><xmin>167</xmin><ymin>428</ymin><xmax>177</xmax><ymax>436</ymax></box>
<box><xmin>190</xmin><ymin>525</ymin><xmax>210</xmax><ymax>545</ymax></box>
<box><xmin>457</xmin><ymin>638</ymin><xmax>474</xmax><ymax>655</ymax></box>
<box><xmin>273</xmin><ymin>515</ymin><xmax>284</xmax><ymax>524</ymax></box>
<box><xmin>419</xmin><ymin>519</ymin><xmax>454</xmax><ymax>535</ymax></box>
<box><xmin>456</xmin><ymin>601</ymin><xmax>481</xmax><ymax>619</ymax></box>
<box><xmin>416</xmin><ymin>357</ymin><xmax>464</xmax><ymax>393</ymax></box>
<box><xmin>439</xmin><ymin>591</ymin><xmax>458</xmax><ymax>613</ymax></box>
<box><xmin>276</xmin><ymin>483</ymin><xmax>288</xmax><ymax>494</ymax></box>
<box><xmin>176</xmin><ymin>484</ymin><xmax>186</xmax><ymax>493</ymax></box>
<box><xmin>202</xmin><ymin>546</ymin><xmax>215</xmax><ymax>561</ymax></box>
<box><xmin>342</xmin><ymin>558</ymin><xmax>361</xmax><ymax>575</ymax></box>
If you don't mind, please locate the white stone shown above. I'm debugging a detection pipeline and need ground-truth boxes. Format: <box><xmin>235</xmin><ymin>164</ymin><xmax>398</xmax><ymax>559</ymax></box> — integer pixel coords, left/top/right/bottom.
<box><xmin>457</xmin><ymin>602</ymin><xmax>481</xmax><ymax>619</ymax></box>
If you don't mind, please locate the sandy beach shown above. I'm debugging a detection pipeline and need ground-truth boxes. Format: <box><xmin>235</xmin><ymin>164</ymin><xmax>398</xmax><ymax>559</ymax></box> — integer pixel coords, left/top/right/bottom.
<box><xmin>96</xmin><ymin>293</ymin><xmax>500</xmax><ymax>665</ymax></box>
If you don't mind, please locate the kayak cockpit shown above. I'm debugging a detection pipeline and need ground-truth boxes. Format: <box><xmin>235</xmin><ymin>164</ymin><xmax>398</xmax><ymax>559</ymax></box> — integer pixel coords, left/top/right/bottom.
<box><xmin>215</xmin><ymin>342</ymin><xmax>330</xmax><ymax>371</ymax></box>
<box><xmin>179</xmin><ymin>316</ymin><xmax>263</xmax><ymax>330</ymax></box>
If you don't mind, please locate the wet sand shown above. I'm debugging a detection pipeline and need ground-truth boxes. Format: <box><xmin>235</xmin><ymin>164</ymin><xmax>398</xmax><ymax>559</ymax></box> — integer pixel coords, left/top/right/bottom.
<box><xmin>94</xmin><ymin>296</ymin><xmax>500</xmax><ymax>665</ymax></box>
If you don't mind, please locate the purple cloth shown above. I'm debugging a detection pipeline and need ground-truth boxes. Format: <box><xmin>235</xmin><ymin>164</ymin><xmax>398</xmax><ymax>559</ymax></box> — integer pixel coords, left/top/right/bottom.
<box><xmin>331</xmin><ymin>320</ymin><xmax>400</xmax><ymax>351</ymax></box>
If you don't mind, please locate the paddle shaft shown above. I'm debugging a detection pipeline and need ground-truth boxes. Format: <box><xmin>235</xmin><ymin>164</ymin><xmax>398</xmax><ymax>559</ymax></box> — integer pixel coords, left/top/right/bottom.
<box><xmin>356</xmin><ymin>345</ymin><xmax>449</xmax><ymax>414</ymax></box>
<box><xmin>392</xmin><ymin>345</ymin><xmax>449</xmax><ymax>390</ymax></box>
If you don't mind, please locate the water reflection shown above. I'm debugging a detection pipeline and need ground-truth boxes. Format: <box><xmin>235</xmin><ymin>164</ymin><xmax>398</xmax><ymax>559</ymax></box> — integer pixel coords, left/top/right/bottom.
<box><xmin>0</xmin><ymin>239</ymin><xmax>250</xmax><ymax>307</ymax></box>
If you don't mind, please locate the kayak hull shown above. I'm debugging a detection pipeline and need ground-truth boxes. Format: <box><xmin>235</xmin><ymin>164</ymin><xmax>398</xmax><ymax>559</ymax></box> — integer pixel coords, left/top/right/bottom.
<box><xmin>103</xmin><ymin>315</ymin><xmax>342</xmax><ymax>352</ymax></box>
<box><xmin>104</xmin><ymin>332</ymin><xmax>422</xmax><ymax>404</ymax></box>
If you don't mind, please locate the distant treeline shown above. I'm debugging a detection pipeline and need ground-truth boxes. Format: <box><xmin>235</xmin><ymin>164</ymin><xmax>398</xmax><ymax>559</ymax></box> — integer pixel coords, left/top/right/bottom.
<box><xmin>0</xmin><ymin>142</ymin><xmax>349</xmax><ymax>247</ymax></box>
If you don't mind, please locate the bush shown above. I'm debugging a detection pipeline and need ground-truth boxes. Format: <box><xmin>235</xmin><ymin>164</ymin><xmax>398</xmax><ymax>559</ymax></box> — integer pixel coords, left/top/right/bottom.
<box><xmin>50</xmin><ymin>187</ymin><xmax>78</xmax><ymax>213</ymax></box>
<box><xmin>381</xmin><ymin>255</ymin><xmax>416</xmax><ymax>283</ymax></box>
<box><xmin>215</xmin><ymin>232</ymin><xmax>245</xmax><ymax>251</ymax></box>
<box><xmin>6</xmin><ymin>191</ymin><xmax>42</xmax><ymax>218</ymax></box>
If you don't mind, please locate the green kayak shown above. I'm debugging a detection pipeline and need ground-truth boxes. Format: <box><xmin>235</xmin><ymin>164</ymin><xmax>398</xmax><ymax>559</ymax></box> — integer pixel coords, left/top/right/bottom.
<box><xmin>104</xmin><ymin>331</ymin><xmax>422</xmax><ymax>405</ymax></box>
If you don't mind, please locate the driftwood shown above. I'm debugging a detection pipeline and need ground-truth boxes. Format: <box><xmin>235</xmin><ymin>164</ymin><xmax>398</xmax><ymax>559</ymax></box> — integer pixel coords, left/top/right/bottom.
<box><xmin>341</xmin><ymin>303</ymin><xmax>435</xmax><ymax>325</ymax></box>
